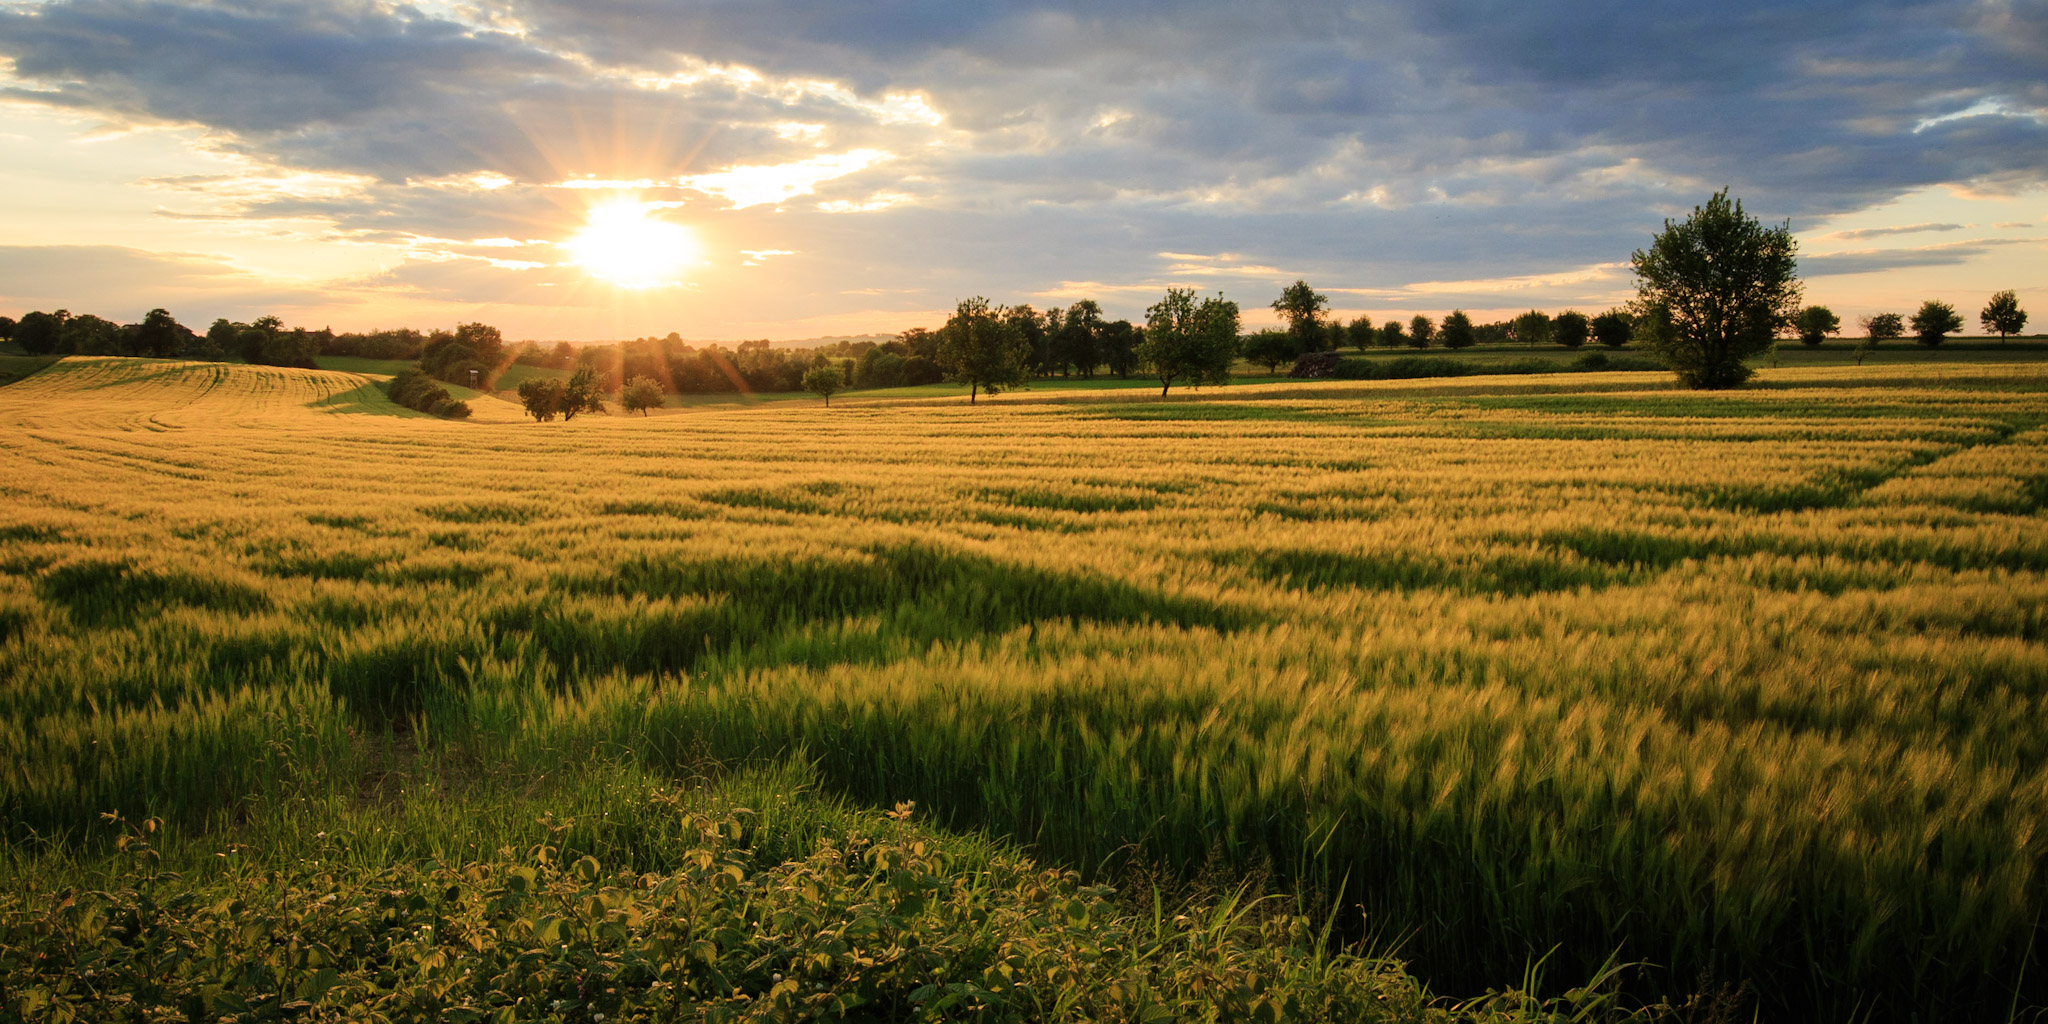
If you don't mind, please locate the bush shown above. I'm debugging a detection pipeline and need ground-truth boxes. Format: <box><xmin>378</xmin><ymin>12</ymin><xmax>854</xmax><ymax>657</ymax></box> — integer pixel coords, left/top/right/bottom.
<box><xmin>386</xmin><ymin>369</ymin><xmax>472</xmax><ymax>418</ymax></box>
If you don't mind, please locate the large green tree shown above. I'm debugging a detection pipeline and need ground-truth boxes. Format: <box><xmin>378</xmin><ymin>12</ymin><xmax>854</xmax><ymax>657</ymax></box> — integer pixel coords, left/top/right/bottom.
<box><xmin>1271</xmin><ymin>280</ymin><xmax>1329</xmax><ymax>352</ymax></box>
<box><xmin>1140</xmin><ymin>288</ymin><xmax>1239</xmax><ymax>397</ymax></box>
<box><xmin>936</xmin><ymin>297</ymin><xmax>1031</xmax><ymax>404</ymax></box>
<box><xmin>1980</xmin><ymin>290</ymin><xmax>2027</xmax><ymax>341</ymax></box>
<box><xmin>1630</xmin><ymin>188</ymin><xmax>1801</xmax><ymax>388</ymax></box>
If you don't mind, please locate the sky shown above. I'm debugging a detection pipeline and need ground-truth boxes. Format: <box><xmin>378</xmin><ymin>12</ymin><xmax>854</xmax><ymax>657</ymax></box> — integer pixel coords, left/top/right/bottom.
<box><xmin>0</xmin><ymin>0</ymin><xmax>2043</xmax><ymax>342</ymax></box>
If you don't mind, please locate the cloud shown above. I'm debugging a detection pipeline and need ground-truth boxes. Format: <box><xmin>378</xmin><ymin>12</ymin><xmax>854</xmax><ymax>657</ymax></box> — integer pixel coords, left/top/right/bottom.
<box><xmin>1802</xmin><ymin>237</ymin><xmax>2045</xmax><ymax>277</ymax></box>
<box><xmin>1</xmin><ymin>0</ymin><xmax>2045</xmax><ymax>332</ymax></box>
<box><xmin>0</xmin><ymin>245</ymin><xmax>331</xmax><ymax>320</ymax></box>
<box><xmin>1826</xmin><ymin>223</ymin><xmax>1966</xmax><ymax>240</ymax></box>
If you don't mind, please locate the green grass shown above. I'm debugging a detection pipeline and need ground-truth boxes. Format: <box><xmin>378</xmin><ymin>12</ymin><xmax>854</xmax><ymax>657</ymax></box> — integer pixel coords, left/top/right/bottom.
<box><xmin>313</xmin><ymin>355</ymin><xmax>417</xmax><ymax>376</ymax></box>
<box><xmin>0</xmin><ymin>353</ymin><xmax>60</xmax><ymax>385</ymax></box>
<box><xmin>3</xmin><ymin>355</ymin><xmax>2047</xmax><ymax>1019</ymax></box>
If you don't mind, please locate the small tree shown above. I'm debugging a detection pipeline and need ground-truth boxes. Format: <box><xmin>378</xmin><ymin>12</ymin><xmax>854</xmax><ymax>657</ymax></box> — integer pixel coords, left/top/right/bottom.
<box><xmin>1241</xmin><ymin>330</ymin><xmax>1299</xmax><ymax>374</ymax></box>
<box><xmin>516</xmin><ymin>378</ymin><xmax>564</xmax><ymax>421</ymax></box>
<box><xmin>1439</xmin><ymin>310</ymin><xmax>1475</xmax><ymax>350</ymax></box>
<box><xmin>802</xmin><ymin>364</ymin><xmax>846</xmax><ymax>406</ymax></box>
<box><xmin>1347</xmin><ymin>316</ymin><xmax>1375</xmax><ymax>349</ymax></box>
<box><xmin>1510</xmin><ymin>310</ymin><xmax>1553</xmax><ymax>346</ymax></box>
<box><xmin>1553</xmin><ymin>310</ymin><xmax>1590</xmax><ymax>349</ymax></box>
<box><xmin>1140</xmin><ymin>287</ymin><xmax>1239</xmax><ymax>397</ymax></box>
<box><xmin>1590</xmin><ymin>310</ymin><xmax>1633</xmax><ymax>348</ymax></box>
<box><xmin>559</xmin><ymin>366</ymin><xmax>606</xmax><ymax>419</ymax></box>
<box><xmin>1271</xmin><ymin>280</ymin><xmax>1330</xmax><ymax>353</ymax></box>
<box><xmin>1860</xmin><ymin>312</ymin><xmax>1904</xmax><ymax>342</ymax></box>
<box><xmin>937</xmin><ymin>297</ymin><xmax>1031</xmax><ymax>404</ymax></box>
<box><xmin>620</xmin><ymin>375</ymin><xmax>665</xmax><ymax>415</ymax></box>
<box><xmin>1379</xmin><ymin>319</ymin><xmax>1405</xmax><ymax>347</ymax></box>
<box><xmin>1981</xmin><ymin>290</ymin><xmax>2027</xmax><ymax>342</ymax></box>
<box><xmin>1909</xmin><ymin>300</ymin><xmax>1962</xmax><ymax>347</ymax></box>
<box><xmin>1409</xmin><ymin>315</ymin><xmax>1435</xmax><ymax>348</ymax></box>
<box><xmin>1630</xmin><ymin>188</ymin><xmax>1801</xmax><ymax>389</ymax></box>
<box><xmin>1794</xmin><ymin>306</ymin><xmax>1841</xmax><ymax>346</ymax></box>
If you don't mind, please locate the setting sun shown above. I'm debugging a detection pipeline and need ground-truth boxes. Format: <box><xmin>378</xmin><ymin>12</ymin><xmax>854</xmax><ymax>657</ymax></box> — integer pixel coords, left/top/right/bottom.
<box><xmin>563</xmin><ymin>201</ymin><xmax>700</xmax><ymax>288</ymax></box>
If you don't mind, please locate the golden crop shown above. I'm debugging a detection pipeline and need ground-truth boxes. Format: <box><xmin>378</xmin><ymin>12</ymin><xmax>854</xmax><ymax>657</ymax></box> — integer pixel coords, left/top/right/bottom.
<box><xmin>2</xmin><ymin>355</ymin><xmax>2044</xmax><ymax>1014</ymax></box>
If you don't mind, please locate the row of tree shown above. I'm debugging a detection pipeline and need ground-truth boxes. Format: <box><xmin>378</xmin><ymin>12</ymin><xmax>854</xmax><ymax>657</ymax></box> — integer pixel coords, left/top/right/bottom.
<box><xmin>1797</xmin><ymin>291</ymin><xmax>2029</xmax><ymax>346</ymax></box>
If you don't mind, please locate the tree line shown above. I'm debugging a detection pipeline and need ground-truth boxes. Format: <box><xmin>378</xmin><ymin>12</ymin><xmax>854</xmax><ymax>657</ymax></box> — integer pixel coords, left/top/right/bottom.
<box><xmin>2</xmin><ymin>203</ymin><xmax>2029</xmax><ymax>402</ymax></box>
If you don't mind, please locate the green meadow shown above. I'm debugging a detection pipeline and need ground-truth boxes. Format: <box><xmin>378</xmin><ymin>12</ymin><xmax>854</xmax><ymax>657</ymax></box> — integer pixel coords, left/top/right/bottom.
<box><xmin>2</xmin><ymin>355</ymin><xmax>2045</xmax><ymax>1021</ymax></box>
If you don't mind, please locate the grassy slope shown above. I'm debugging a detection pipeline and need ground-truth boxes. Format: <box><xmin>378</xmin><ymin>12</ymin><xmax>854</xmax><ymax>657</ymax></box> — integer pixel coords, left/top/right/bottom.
<box><xmin>2</xmin><ymin>355</ymin><xmax>2046</xmax><ymax>1019</ymax></box>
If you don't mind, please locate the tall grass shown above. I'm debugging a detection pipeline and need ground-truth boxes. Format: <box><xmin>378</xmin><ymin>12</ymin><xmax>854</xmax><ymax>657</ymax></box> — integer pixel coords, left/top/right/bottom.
<box><xmin>2</xmin><ymin>355</ymin><xmax>2045</xmax><ymax>1017</ymax></box>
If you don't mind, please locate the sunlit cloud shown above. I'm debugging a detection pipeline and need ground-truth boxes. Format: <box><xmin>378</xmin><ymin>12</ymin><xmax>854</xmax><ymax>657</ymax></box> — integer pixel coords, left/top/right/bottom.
<box><xmin>679</xmin><ymin>149</ymin><xmax>890</xmax><ymax>209</ymax></box>
<box><xmin>817</xmin><ymin>192</ymin><xmax>912</xmax><ymax>213</ymax></box>
<box><xmin>741</xmin><ymin>249</ymin><xmax>795</xmax><ymax>266</ymax></box>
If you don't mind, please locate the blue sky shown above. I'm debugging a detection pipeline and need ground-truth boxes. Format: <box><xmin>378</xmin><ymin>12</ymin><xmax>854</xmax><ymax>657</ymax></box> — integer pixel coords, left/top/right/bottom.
<box><xmin>1</xmin><ymin>0</ymin><xmax>2042</xmax><ymax>339</ymax></box>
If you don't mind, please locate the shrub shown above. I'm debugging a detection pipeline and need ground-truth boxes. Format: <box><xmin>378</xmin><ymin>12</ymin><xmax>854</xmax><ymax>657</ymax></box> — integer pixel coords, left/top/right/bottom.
<box><xmin>385</xmin><ymin>369</ymin><xmax>472</xmax><ymax>418</ymax></box>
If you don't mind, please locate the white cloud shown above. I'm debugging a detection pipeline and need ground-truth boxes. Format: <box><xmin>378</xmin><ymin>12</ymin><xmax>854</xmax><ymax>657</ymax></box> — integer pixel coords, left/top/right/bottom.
<box><xmin>679</xmin><ymin>149</ymin><xmax>891</xmax><ymax>209</ymax></box>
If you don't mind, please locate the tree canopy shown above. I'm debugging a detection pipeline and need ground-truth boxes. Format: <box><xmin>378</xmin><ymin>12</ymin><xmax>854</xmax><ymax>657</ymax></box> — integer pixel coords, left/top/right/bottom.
<box><xmin>801</xmin><ymin>364</ymin><xmax>846</xmax><ymax>406</ymax></box>
<box><xmin>1553</xmin><ymin>311</ymin><xmax>1589</xmax><ymax>349</ymax></box>
<box><xmin>1435</xmin><ymin>311</ymin><xmax>1472</xmax><ymax>350</ymax></box>
<box><xmin>1794</xmin><ymin>306</ymin><xmax>1840</xmax><ymax>346</ymax></box>
<box><xmin>1909</xmin><ymin>300</ymin><xmax>1962</xmax><ymax>347</ymax></box>
<box><xmin>1139</xmin><ymin>288</ymin><xmax>1238</xmax><ymax>397</ymax></box>
<box><xmin>1270</xmin><ymin>280</ymin><xmax>1329</xmax><ymax>352</ymax></box>
<box><xmin>1981</xmin><ymin>290</ymin><xmax>2027</xmax><ymax>341</ymax></box>
<box><xmin>936</xmin><ymin>297</ymin><xmax>1031</xmax><ymax>404</ymax></box>
<box><xmin>1630</xmin><ymin>188</ymin><xmax>1801</xmax><ymax>388</ymax></box>
<box><xmin>1860</xmin><ymin>313</ymin><xmax>1904</xmax><ymax>341</ymax></box>
<box><xmin>620</xmin><ymin>375</ymin><xmax>665</xmax><ymax>415</ymax></box>
<box><xmin>1590</xmin><ymin>310</ymin><xmax>1633</xmax><ymax>348</ymax></box>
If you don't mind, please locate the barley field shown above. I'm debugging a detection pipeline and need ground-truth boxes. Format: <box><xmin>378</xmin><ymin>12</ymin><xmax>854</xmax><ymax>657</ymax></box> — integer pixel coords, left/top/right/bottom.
<box><xmin>3</xmin><ymin>355</ymin><xmax>2046</xmax><ymax>1019</ymax></box>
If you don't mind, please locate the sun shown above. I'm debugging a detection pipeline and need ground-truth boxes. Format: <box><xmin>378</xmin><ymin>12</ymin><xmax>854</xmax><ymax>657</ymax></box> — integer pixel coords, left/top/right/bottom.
<box><xmin>564</xmin><ymin>201</ymin><xmax>700</xmax><ymax>288</ymax></box>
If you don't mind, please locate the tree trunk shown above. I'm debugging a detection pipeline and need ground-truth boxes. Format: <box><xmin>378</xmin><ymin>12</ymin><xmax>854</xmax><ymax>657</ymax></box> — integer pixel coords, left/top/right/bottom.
<box><xmin>971</xmin><ymin>382</ymin><xmax>979</xmax><ymax>404</ymax></box>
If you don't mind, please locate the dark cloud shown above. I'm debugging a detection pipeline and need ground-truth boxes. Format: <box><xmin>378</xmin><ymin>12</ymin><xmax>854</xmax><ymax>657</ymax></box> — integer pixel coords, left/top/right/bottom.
<box><xmin>1831</xmin><ymin>223</ymin><xmax>1966</xmax><ymax>240</ymax></box>
<box><xmin>1802</xmin><ymin>237</ymin><xmax>2044</xmax><ymax>277</ymax></box>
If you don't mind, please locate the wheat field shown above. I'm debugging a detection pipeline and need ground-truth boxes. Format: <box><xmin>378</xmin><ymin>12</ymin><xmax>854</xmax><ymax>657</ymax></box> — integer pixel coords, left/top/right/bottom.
<box><xmin>2</xmin><ymin>355</ymin><xmax>2045</xmax><ymax>1018</ymax></box>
